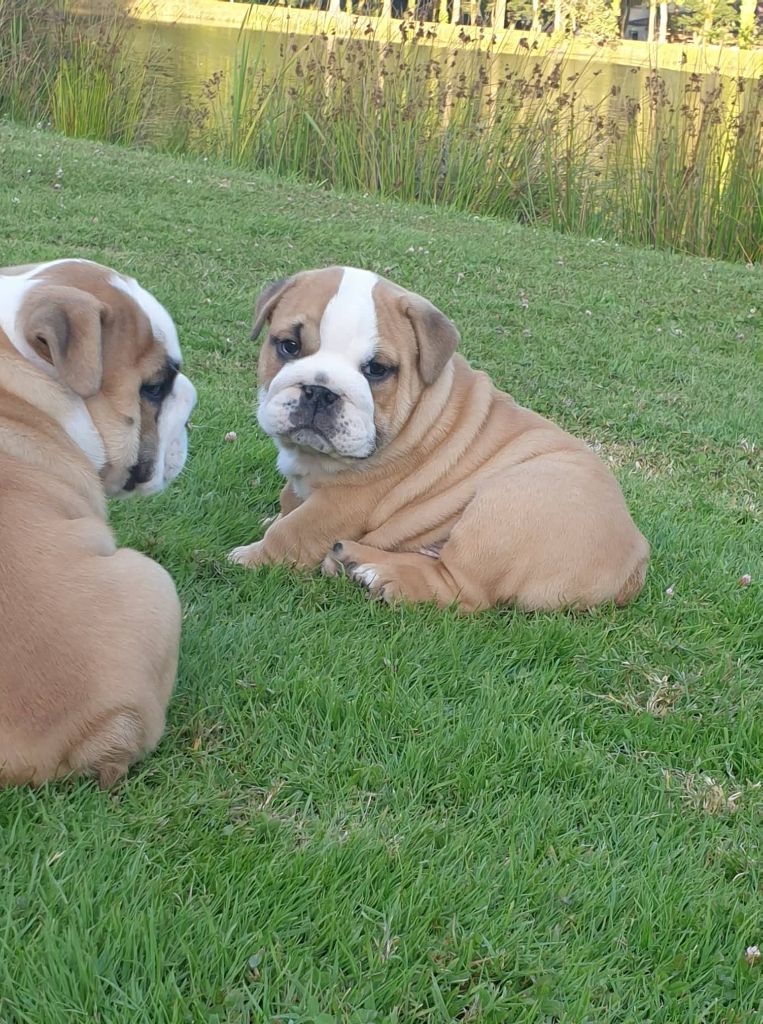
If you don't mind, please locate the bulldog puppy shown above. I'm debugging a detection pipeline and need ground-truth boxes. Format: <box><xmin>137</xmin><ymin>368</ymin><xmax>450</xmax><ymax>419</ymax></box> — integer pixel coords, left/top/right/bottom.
<box><xmin>0</xmin><ymin>258</ymin><xmax>197</xmax><ymax>787</ymax></box>
<box><xmin>230</xmin><ymin>267</ymin><xmax>649</xmax><ymax>613</ymax></box>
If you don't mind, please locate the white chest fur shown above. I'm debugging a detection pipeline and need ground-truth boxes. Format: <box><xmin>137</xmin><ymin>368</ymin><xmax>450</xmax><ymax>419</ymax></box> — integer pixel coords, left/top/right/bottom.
<box><xmin>275</xmin><ymin>445</ymin><xmax>313</xmax><ymax>499</ymax></box>
<box><xmin>275</xmin><ymin>442</ymin><xmax>350</xmax><ymax>500</ymax></box>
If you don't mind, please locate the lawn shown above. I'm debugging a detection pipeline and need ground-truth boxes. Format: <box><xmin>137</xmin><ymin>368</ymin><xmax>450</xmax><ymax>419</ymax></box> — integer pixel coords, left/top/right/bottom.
<box><xmin>0</xmin><ymin>121</ymin><xmax>761</xmax><ymax>1024</ymax></box>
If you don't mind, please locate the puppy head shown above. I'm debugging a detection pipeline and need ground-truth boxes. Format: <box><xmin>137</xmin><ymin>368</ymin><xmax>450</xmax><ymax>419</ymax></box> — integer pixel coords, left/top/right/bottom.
<box><xmin>252</xmin><ymin>266</ymin><xmax>459</xmax><ymax>461</ymax></box>
<box><xmin>5</xmin><ymin>259</ymin><xmax>197</xmax><ymax>497</ymax></box>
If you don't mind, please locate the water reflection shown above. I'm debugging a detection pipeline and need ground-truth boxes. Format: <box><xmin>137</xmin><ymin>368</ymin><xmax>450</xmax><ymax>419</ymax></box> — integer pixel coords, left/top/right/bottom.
<box><xmin>127</xmin><ymin>17</ymin><xmax>732</xmax><ymax>135</ymax></box>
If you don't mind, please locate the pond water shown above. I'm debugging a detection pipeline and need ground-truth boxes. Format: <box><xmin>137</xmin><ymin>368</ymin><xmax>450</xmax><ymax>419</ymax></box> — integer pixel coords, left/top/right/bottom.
<box><xmin>126</xmin><ymin>16</ymin><xmax>732</xmax><ymax>131</ymax></box>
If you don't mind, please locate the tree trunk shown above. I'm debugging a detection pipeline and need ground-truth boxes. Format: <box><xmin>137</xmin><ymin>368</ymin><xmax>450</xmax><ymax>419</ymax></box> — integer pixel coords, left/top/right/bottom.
<box><xmin>493</xmin><ymin>0</ymin><xmax>506</xmax><ymax>28</ymax></box>
<box><xmin>531</xmin><ymin>0</ymin><xmax>541</xmax><ymax>30</ymax></box>
<box><xmin>658</xmin><ymin>0</ymin><xmax>667</xmax><ymax>40</ymax></box>
<box><xmin>702</xmin><ymin>8</ymin><xmax>714</xmax><ymax>40</ymax></box>
<box><xmin>382</xmin><ymin>0</ymin><xmax>392</xmax><ymax>16</ymax></box>
<box><xmin>469</xmin><ymin>0</ymin><xmax>480</xmax><ymax>23</ymax></box>
<box><xmin>451</xmin><ymin>0</ymin><xmax>461</xmax><ymax>22</ymax></box>
<box><xmin>620</xmin><ymin>0</ymin><xmax>632</xmax><ymax>35</ymax></box>
<box><xmin>328</xmin><ymin>0</ymin><xmax>341</xmax><ymax>13</ymax></box>
<box><xmin>647</xmin><ymin>0</ymin><xmax>656</xmax><ymax>41</ymax></box>
<box><xmin>739</xmin><ymin>0</ymin><xmax>756</xmax><ymax>43</ymax></box>
<box><xmin>438</xmin><ymin>0</ymin><xmax>449</xmax><ymax>21</ymax></box>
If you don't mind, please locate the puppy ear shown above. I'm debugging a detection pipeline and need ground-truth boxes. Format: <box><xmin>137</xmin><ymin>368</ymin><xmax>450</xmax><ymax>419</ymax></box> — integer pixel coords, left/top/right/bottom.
<box><xmin>22</xmin><ymin>285</ymin><xmax>106</xmax><ymax>398</ymax></box>
<box><xmin>251</xmin><ymin>276</ymin><xmax>296</xmax><ymax>341</ymax></box>
<box><xmin>401</xmin><ymin>292</ymin><xmax>460</xmax><ymax>386</ymax></box>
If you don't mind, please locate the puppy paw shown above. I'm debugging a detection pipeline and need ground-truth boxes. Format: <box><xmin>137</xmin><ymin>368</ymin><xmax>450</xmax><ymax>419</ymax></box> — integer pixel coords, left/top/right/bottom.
<box><xmin>228</xmin><ymin>541</ymin><xmax>267</xmax><ymax>568</ymax></box>
<box><xmin>321</xmin><ymin>551</ymin><xmax>341</xmax><ymax>577</ymax></box>
<box><xmin>330</xmin><ymin>542</ymin><xmax>387</xmax><ymax>599</ymax></box>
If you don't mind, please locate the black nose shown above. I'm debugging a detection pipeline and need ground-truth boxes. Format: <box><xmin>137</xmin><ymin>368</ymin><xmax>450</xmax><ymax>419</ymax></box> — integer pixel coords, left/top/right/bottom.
<box><xmin>123</xmin><ymin>459</ymin><xmax>154</xmax><ymax>491</ymax></box>
<box><xmin>301</xmin><ymin>384</ymin><xmax>339</xmax><ymax>408</ymax></box>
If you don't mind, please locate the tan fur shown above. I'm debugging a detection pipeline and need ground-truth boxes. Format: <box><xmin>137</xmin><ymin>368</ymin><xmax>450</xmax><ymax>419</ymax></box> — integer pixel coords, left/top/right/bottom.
<box><xmin>0</xmin><ymin>262</ymin><xmax>183</xmax><ymax>788</ymax></box>
<box><xmin>231</xmin><ymin>268</ymin><xmax>649</xmax><ymax>613</ymax></box>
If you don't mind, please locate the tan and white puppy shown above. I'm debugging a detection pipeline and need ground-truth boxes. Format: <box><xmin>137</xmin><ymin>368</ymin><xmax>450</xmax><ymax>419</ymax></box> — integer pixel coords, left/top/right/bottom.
<box><xmin>230</xmin><ymin>266</ymin><xmax>649</xmax><ymax>613</ymax></box>
<box><xmin>0</xmin><ymin>258</ymin><xmax>197</xmax><ymax>787</ymax></box>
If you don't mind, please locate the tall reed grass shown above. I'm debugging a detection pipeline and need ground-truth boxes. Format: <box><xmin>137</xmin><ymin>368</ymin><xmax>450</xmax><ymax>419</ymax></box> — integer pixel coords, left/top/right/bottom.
<box><xmin>184</xmin><ymin>18</ymin><xmax>762</xmax><ymax>262</ymax></box>
<box><xmin>1</xmin><ymin>2</ymin><xmax>761</xmax><ymax>262</ymax></box>
<box><xmin>0</xmin><ymin>0</ymin><xmax>155</xmax><ymax>143</ymax></box>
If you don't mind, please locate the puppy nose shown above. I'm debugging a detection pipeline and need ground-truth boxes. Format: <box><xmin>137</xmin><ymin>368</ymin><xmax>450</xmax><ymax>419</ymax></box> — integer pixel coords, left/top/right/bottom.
<box><xmin>301</xmin><ymin>384</ymin><xmax>339</xmax><ymax>408</ymax></box>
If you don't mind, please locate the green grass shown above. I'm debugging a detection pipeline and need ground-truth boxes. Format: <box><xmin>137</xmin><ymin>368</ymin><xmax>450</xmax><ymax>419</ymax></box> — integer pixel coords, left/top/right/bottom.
<box><xmin>0</xmin><ymin>122</ymin><xmax>761</xmax><ymax>1023</ymax></box>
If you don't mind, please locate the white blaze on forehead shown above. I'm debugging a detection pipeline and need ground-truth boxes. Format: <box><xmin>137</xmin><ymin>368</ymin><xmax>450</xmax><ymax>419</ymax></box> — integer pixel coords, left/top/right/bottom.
<box><xmin>318</xmin><ymin>267</ymin><xmax>379</xmax><ymax>363</ymax></box>
<box><xmin>0</xmin><ymin>258</ymin><xmax>182</xmax><ymax>365</ymax></box>
<box><xmin>110</xmin><ymin>273</ymin><xmax>181</xmax><ymax>361</ymax></box>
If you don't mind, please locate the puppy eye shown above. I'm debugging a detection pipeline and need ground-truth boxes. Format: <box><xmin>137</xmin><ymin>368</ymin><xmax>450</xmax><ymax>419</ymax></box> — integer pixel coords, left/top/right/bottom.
<box><xmin>275</xmin><ymin>338</ymin><xmax>301</xmax><ymax>360</ymax></box>
<box><xmin>362</xmin><ymin>360</ymin><xmax>392</xmax><ymax>381</ymax></box>
<box><xmin>140</xmin><ymin>381</ymin><xmax>165</xmax><ymax>402</ymax></box>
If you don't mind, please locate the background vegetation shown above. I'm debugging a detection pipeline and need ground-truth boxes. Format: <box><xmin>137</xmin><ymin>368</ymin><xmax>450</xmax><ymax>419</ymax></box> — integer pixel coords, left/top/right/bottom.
<box><xmin>238</xmin><ymin>0</ymin><xmax>761</xmax><ymax>46</ymax></box>
<box><xmin>1</xmin><ymin>1</ymin><xmax>762</xmax><ymax>262</ymax></box>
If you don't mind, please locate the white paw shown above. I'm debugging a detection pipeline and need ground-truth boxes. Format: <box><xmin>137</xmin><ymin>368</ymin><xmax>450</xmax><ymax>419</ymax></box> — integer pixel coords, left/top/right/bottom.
<box><xmin>228</xmin><ymin>542</ymin><xmax>264</xmax><ymax>568</ymax></box>
<box><xmin>351</xmin><ymin>564</ymin><xmax>381</xmax><ymax>587</ymax></box>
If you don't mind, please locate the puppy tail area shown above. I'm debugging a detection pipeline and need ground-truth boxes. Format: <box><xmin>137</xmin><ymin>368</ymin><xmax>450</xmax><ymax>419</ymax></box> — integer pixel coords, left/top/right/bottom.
<box><xmin>64</xmin><ymin>705</ymin><xmax>165</xmax><ymax>789</ymax></box>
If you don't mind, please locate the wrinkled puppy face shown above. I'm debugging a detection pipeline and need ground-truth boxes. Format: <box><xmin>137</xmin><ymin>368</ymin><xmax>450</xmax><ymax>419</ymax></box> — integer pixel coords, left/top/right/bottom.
<box><xmin>253</xmin><ymin>266</ymin><xmax>460</xmax><ymax>462</ymax></box>
<box><xmin>2</xmin><ymin>259</ymin><xmax>197</xmax><ymax>497</ymax></box>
